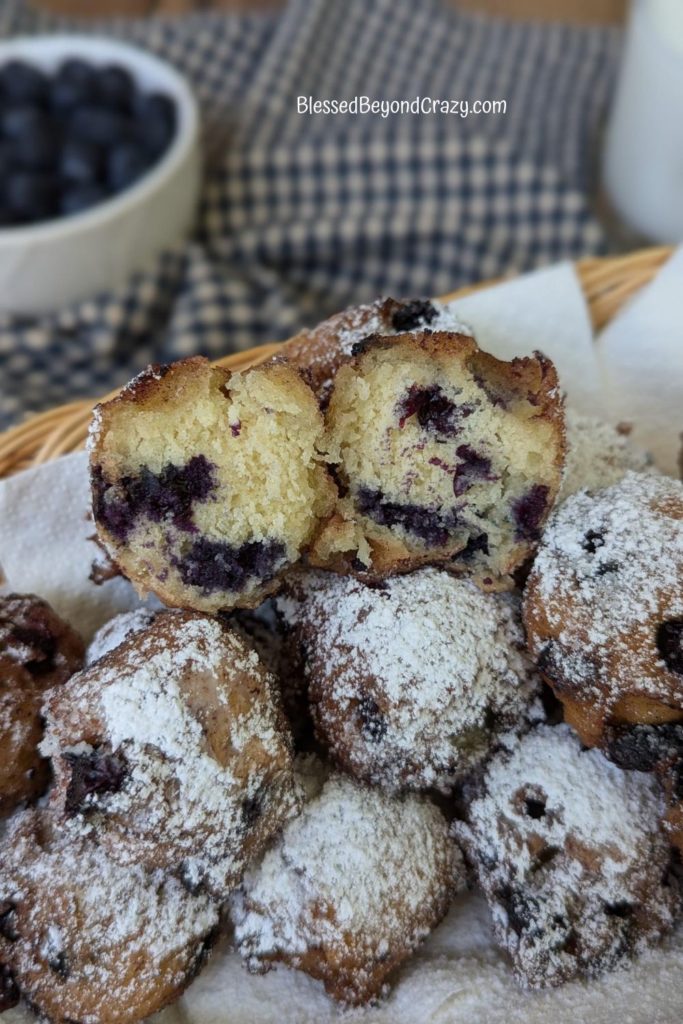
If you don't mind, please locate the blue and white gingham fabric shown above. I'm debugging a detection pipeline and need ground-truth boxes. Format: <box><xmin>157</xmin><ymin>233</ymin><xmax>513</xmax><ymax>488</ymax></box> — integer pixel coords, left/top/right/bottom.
<box><xmin>0</xmin><ymin>0</ymin><xmax>620</xmax><ymax>428</ymax></box>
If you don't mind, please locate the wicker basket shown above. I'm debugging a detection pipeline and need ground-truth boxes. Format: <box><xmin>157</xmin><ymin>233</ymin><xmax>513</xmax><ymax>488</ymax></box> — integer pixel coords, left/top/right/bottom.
<box><xmin>0</xmin><ymin>245</ymin><xmax>672</xmax><ymax>482</ymax></box>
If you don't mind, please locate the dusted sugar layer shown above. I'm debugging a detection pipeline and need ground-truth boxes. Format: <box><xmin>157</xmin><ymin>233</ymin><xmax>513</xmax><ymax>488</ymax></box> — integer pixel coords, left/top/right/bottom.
<box><xmin>561</xmin><ymin>411</ymin><xmax>658</xmax><ymax>501</ymax></box>
<box><xmin>454</xmin><ymin>724</ymin><xmax>679</xmax><ymax>989</ymax></box>
<box><xmin>232</xmin><ymin>757</ymin><xmax>463</xmax><ymax>1005</ymax></box>
<box><xmin>89</xmin><ymin>356</ymin><xmax>336</xmax><ymax>613</ymax></box>
<box><xmin>85</xmin><ymin>607</ymin><xmax>158</xmax><ymax>664</ymax></box>
<box><xmin>313</xmin><ymin>330</ymin><xmax>565</xmax><ymax>587</ymax></box>
<box><xmin>0</xmin><ymin>811</ymin><xmax>219</xmax><ymax>1024</ymax></box>
<box><xmin>524</xmin><ymin>472</ymin><xmax>683</xmax><ymax>750</ymax></box>
<box><xmin>42</xmin><ymin>611</ymin><xmax>301</xmax><ymax>898</ymax></box>
<box><xmin>276</xmin><ymin>568</ymin><xmax>540</xmax><ymax>791</ymax></box>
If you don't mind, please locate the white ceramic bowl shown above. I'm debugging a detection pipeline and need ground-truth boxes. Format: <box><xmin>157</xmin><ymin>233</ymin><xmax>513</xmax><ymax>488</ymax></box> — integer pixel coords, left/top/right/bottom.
<box><xmin>0</xmin><ymin>34</ymin><xmax>200</xmax><ymax>314</ymax></box>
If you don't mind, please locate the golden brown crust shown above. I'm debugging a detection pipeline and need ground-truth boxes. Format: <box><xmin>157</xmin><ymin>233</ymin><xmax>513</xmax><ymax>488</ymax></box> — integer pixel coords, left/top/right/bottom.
<box><xmin>43</xmin><ymin>611</ymin><xmax>300</xmax><ymax>898</ymax></box>
<box><xmin>275</xmin><ymin>569</ymin><xmax>538</xmax><ymax>793</ymax></box>
<box><xmin>453</xmin><ymin>723</ymin><xmax>680</xmax><ymax>989</ymax></box>
<box><xmin>0</xmin><ymin>811</ymin><xmax>219</xmax><ymax>1024</ymax></box>
<box><xmin>276</xmin><ymin>298</ymin><xmax>401</xmax><ymax>401</ymax></box>
<box><xmin>252</xmin><ymin>875</ymin><xmax>455</xmax><ymax>1007</ymax></box>
<box><xmin>0</xmin><ymin>594</ymin><xmax>84</xmax><ymax>814</ymax></box>
<box><xmin>233</xmin><ymin>765</ymin><xmax>462</xmax><ymax>1006</ymax></box>
<box><xmin>523</xmin><ymin>474</ymin><xmax>683</xmax><ymax>754</ymax></box>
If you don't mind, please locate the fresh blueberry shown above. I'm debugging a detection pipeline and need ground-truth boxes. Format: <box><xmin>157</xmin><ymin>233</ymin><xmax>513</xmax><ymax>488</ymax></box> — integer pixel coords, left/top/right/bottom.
<box><xmin>11</xmin><ymin>123</ymin><xmax>59</xmax><ymax>172</ymax></box>
<box><xmin>0</xmin><ymin>140</ymin><xmax>14</xmax><ymax>177</ymax></box>
<box><xmin>60</xmin><ymin>183</ymin><xmax>108</xmax><ymax>217</ymax></box>
<box><xmin>0</xmin><ymin>60</ymin><xmax>48</xmax><ymax>105</ymax></box>
<box><xmin>67</xmin><ymin>105</ymin><xmax>133</xmax><ymax>147</ymax></box>
<box><xmin>50</xmin><ymin>59</ymin><xmax>96</xmax><ymax>115</ymax></box>
<box><xmin>107</xmin><ymin>140</ymin><xmax>151</xmax><ymax>192</ymax></box>
<box><xmin>6</xmin><ymin>173</ymin><xmax>59</xmax><ymax>222</ymax></box>
<box><xmin>134</xmin><ymin>91</ymin><xmax>176</xmax><ymax>156</ymax></box>
<box><xmin>58</xmin><ymin>58</ymin><xmax>95</xmax><ymax>86</ymax></box>
<box><xmin>1</xmin><ymin>104</ymin><xmax>50</xmax><ymax>141</ymax></box>
<box><xmin>96</xmin><ymin>64</ymin><xmax>135</xmax><ymax>112</ymax></box>
<box><xmin>59</xmin><ymin>138</ymin><xmax>104</xmax><ymax>183</ymax></box>
<box><xmin>135</xmin><ymin>90</ymin><xmax>176</xmax><ymax>130</ymax></box>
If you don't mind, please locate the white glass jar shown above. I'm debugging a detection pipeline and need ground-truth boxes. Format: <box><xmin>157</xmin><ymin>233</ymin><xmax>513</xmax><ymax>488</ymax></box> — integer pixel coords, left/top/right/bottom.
<box><xmin>603</xmin><ymin>0</ymin><xmax>683</xmax><ymax>243</ymax></box>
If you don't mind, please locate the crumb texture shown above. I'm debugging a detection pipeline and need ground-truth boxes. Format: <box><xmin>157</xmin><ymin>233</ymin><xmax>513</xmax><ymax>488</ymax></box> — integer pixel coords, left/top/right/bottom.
<box><xmin>315</xmin><ymin>331</ymin><xmax>565</xmax><ymax>585</ymax></box>
<box><xmin>89</xmin><ymin>358</ymin><xmax>335</xmax><ymax>613</ymax></box>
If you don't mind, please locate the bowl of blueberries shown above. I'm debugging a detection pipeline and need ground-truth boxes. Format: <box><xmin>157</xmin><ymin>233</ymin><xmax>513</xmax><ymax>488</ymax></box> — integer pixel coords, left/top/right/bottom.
<box><xmin>0</xmin><ymin>35</ymin><xmax>200</xmax><ymax>314</ymax></box>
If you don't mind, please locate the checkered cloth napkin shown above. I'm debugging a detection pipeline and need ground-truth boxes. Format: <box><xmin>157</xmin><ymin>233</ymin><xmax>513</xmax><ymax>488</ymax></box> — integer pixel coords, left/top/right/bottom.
<box><xmin>0</xmin><ymin>0</ymin><xmax>620</xmax><ymax>428</ymax></box>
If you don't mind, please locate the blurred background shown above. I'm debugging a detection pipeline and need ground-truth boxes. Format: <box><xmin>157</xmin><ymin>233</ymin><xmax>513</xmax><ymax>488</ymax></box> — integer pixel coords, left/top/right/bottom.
<box><xmin>0</xmin><ymin>0</ymin><xmax>674</xmax><ymax>429</ymax></box>
<box><xmin>36</xmin><ymin>2</ymin><xmax>627</xmax><ymax>22</ymax></box>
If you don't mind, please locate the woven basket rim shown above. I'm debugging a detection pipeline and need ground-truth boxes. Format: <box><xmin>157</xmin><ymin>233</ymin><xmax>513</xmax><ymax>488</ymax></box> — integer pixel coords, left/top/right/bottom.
<box><xmin>0</xmin><ymin>245</ymin><xmax>673</xmax><ymax>481</ymax></box>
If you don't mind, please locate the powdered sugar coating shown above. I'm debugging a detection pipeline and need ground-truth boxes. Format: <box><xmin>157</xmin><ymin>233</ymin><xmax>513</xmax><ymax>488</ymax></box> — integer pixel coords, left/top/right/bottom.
<box><xmin>0</xmin><ymin>812</ymin><xmax>219</xmax><ymax>1024</ymax></box>
<box><xmin>86</xmin><ymin>608</ymin><xmax>158</xmax><ymax>665</ymax></box>
<box><xmin>232</xmin><ymin>759</ymin><xmax>462</xmax><ymax>1005</ymax></box>
<box><xmin>276</xmin><ymin>569</ymin><xmax>539</xmax><ymax>792</ymax></box>
<box><xmin>454</xmin><ymin>724</ymin><xmax>679</xmax><ymax>989</ymax></box>
<box><xmin>560</xmin><ymin>411</ymin><xmax>657</xmax><ymax>502</ymax></box>
<box><xmin>524</xmin><ymin>472</ymin><xmax>683</xmax><ymax>744</ymax></box>
<box><xmin>426</xmin><ymin>300</ymin><xmax>473</xmax><ymax>335</ymax></box>
<box><xmin>42</xmin><ymin>612</ymin><xmax>301</xmax><ymax>898</ymax></box>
